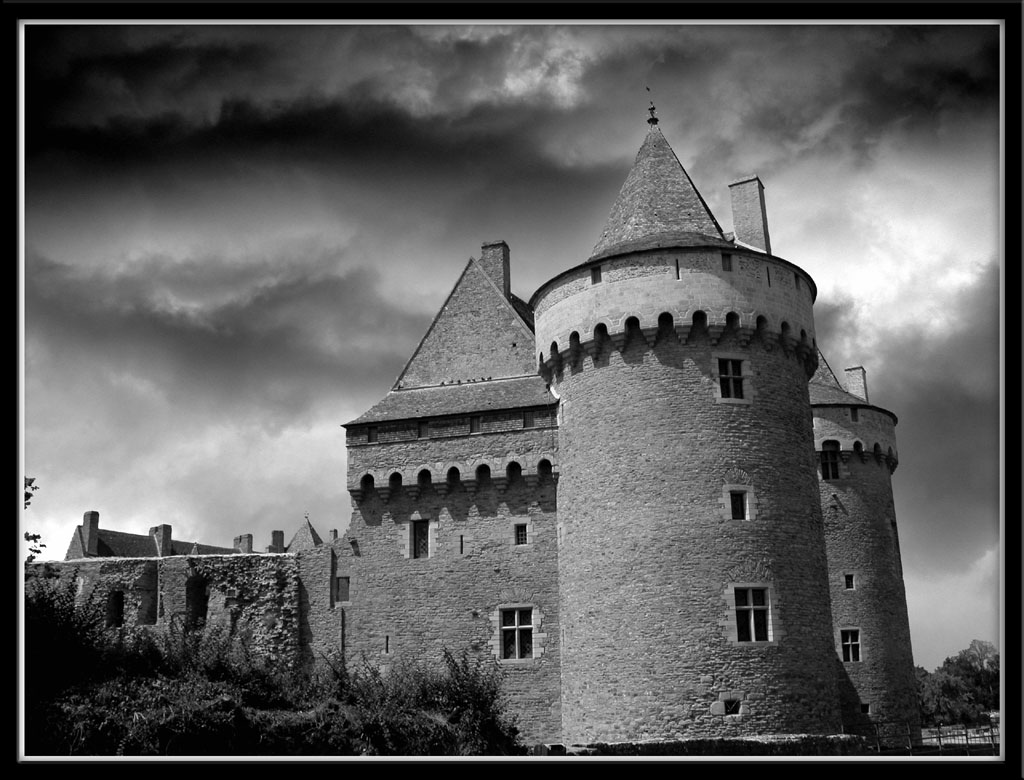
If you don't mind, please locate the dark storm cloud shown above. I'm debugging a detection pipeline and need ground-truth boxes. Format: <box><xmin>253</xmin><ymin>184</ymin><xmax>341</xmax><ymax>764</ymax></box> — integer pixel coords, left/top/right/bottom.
<box><xmin>858</xmin><ymin>260</ymin><xmax>1000</xmax><ymax>567</ymax></box>
<box><xmin>24</xmin><ymin>246</ymin><xmax>431</xmax><ymax>427</ymax></box>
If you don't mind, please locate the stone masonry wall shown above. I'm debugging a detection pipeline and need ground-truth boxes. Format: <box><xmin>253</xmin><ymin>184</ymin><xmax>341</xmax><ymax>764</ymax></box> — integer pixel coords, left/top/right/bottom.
<box><xmin>814</xmin><ymin>406</ymin><xmax>919</xmax><ymax>737</ymax></box>
<box><xmin>548</xmin><ymin>331</ymin><xmax>841</xmax><ymax>744</ymax></box>
<box><xmin>340</xmin><ymin>426</ymin><xmax>562</xmax><ymax>745</ymax></box>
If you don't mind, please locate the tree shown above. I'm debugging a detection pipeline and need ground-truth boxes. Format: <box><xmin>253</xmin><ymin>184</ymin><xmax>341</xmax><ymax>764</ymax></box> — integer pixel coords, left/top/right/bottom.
<box><xmin>23</xmin><ymin>477</ymin><xmax>46</xmax><ymax>563</ymax></box>
<box><xmin>916</xmin><ymin>639</ymin><xmax>1000</xmax><ymax>726</ymax></box>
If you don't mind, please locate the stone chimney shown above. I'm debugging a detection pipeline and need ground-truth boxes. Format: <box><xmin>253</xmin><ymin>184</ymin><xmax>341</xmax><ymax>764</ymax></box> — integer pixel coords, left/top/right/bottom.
<box><xmin>728</xmin><ymin>175</ymin><xmax>772</xmax><ymax>254</ymax></box>
<box><xmin>149</xmin><ymin>524</ymin><xmax>173</xmax><ymax>557</ymax></box>
<box><xmin>82</xmin><ymin>511</ymin><xmax>100</xmax><ymax>557</ymax></box>
<box><xmin>267</xmin><ymin>530</ymin><xmax>286</xmax><ymax>554</ymax></box>
<box><xmin>330</xmin><ymin>529</ymin><xmax>338</xmax><ymax>542</ymax></box>
<box><xmin>478</xmin><ymin>240</ymin><xmax>511</xmax><ymax>298</ymax></box>
<box><xmin>844</xmin><ymin>366</ymin><xmax>869</xmax><ymax>402</ymax></box>
<box><xmin>234</xmin><ymin>534</ymin><xmax>253</xmax><ymax>554</ymax></box>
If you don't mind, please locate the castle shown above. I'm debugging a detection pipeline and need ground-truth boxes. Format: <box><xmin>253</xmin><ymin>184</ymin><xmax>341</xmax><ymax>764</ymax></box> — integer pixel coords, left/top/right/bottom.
<box><xmin>38</xmin><ymin>111</ymin><xmax>920</xmax><ymax>748</ymax></box>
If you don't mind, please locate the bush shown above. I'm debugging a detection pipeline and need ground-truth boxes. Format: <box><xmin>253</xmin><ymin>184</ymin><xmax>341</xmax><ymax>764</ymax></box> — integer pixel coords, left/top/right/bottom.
<box><xmin>23</xmin><ymin>578</ymin><xmax>522</xmax><ymax>756</ymax></box>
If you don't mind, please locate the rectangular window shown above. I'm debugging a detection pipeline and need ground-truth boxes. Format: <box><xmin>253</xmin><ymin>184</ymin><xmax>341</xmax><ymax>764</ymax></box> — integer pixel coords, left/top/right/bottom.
<box><xmin>412</xmin><ymin>520</ymin><xmax>429</xmax><ymax>559</ymax></box>
<box><xmin>860</xmin><ymin>703</ymin><xmax>871</xmax><ymax>715</ymax></box>
<box><xmin>336</xmin><ymin>576</ymin><xmax>350</xmax><ymax>602</ymax></box>
<box><xmin>719</xmin><ymin>358</ymin><xmax>744</xmax><ymax>399</ymax></box>
<box><xmin>367</xmin><ymin>426</ymin><xmax>378</xmax><ymax>443</ymax></box>
<box><xmin>501</xmin><ymin>608</ymin><xmax>533</xmax><ymax>659</ymax></box>
<box><xmin>821</xmin><ymin>443</ymin><xmax>841</xmax><ymax>480</ymax></box>
<box><xmin>766</xmin><ymin>266</ymin><xmax>771</xmax><ymax>286</ymax></box>
<box><xmin>850</xmin><ymin>407</ymin><xmax>859</xmax><ymax>422</ymax></box>
<box><xmin>730</xmin><ymin>491</ymin><xmax>747</xmax><ymax>520</ymax></box>
<box><xmin>841</xmin><ymin>629</ymin><xmax>861</xmax><ymax>662</ymax></box>
<box><xmin>522</xmin><ymin>410</ymin><xmax>535</xmax><ymax>429</ymax></box>
<box><xmin>722</xmin><ymin>253</ymin><xmax>733</xmax><ymax>272</ymax></box>
<box><xmin>675</xmin><ymin>258</ymin><xmax>681</xmax><ymax>279</ymax></box>
<box><xmin>469</xmin><ymin>415</ymin><xmax>481</xmax><ymax>434</ymax></box>
<box><xmin>794</xmin><ymin>273</ymin><xmax>801</xmax><ymax>289</ymax></box>
<box><xmin>514</xmin><ymin>524</ymin><xmax>528</xmax><ymax>545</ymax></box>
<box><xmin>844</xmin><ymin>573</ymin><xmax>855</xmax><ymax>590</ymax></box>
<box><xmin>591</xmin><ymin>265</ymin><xmax>602</xmax><ymax>284</ymax></box>
<box><xmin>735</xmin><ymin>588</ymin><xmax>770</xmax><ymax>642</ymax></box>
<box><xmin>418</xmin><ymin>420</ymin><xmax>430</xmax><ymax>438</ymax></box>
<box><xmin>724</xmin><ymin>700</ymin><xmax>741</xmax><ymax>715</ymax></box>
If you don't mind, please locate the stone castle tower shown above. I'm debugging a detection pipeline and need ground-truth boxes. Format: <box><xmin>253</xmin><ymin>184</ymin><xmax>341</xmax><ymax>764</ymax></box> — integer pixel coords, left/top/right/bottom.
<box><xmin>48</xmin><ymin>110</ymin><xmax>920</xmax><ymax>750</ymax></box>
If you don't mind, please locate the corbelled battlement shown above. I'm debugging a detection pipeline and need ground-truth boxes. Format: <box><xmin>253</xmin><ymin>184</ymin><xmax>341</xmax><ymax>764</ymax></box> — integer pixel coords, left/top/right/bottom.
<box><xmin>349</xmin><ymin>455</ymin><xmax>558</xmax><ymax>502</ymax></box>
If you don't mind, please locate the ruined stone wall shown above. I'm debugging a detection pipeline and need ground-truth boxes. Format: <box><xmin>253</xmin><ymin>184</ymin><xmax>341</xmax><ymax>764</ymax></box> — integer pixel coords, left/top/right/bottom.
<box><xmin>814</xmin><ymin>405</ymin><xmax>919</xmax><ymax>737</ymax></box>
<box><xmin>29</xmin><ymin>554</ymin><xmax>304</xmax><ymax>670</ymax></box>
<box><xmin>341</xmin><ymin>425</ymin><xmax>562</xmax><ymax>745</ymax></box>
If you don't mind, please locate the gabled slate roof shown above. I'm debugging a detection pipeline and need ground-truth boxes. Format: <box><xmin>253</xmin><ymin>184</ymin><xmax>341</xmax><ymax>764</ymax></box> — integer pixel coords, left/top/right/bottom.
<box><xmin>345</xmin><ymin>375</ymin><xmax>555</xmax><ymax>426</ymax></box>
<box><xmin>589</xmin><ymin>123</ymin><xmax>728</xmax><ymax>261</ymax></box>
<box><xmin>64</xmin><ymin>528</ymin><xmax>237</xmax><ymax>560</ymax></box>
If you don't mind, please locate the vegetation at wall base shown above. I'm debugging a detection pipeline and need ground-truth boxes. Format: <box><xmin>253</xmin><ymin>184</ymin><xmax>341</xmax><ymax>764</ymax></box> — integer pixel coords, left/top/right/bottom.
<box><xmin>23</xmin><ymin>575</ymin><xmax>523</xmax><ymax>756</ymax></box>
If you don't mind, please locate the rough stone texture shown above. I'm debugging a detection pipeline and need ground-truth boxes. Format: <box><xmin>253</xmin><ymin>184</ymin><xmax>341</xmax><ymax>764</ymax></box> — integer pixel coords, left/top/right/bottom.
<box><xmin>543</xmin><ymin>321</ymin><xmax>842</xmax><ymax>744</ymax></box>
<box><xmin>814</xmin><ymin>404</ymin><xmax>919</xmax><ymax>739</ymax></box>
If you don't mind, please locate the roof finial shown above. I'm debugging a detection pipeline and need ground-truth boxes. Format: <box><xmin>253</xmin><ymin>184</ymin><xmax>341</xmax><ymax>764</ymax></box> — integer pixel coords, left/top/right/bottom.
<box><xmin>645</xmin><ymin>85</ymin><xmax>658</xmax><ymax>125</ymax></box>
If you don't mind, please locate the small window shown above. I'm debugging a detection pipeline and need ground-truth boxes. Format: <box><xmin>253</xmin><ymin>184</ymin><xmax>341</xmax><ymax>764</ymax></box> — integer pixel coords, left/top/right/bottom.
<box><xmin>722</xmin><ymin>253</ymin><xmax>733</xmax><ymax>272</ymax></box>
<box><xmin>724</xmin><ymin>699</ymin><xmax>741</xmax><ymax>715</ymax></box>
<box><xmin>470</xmin><ymin>415</ymin><xmax>481</xmax><ymax>434</ymax></box>
<box><xmin>821</xmin><ymin>441</ymin><xmax>841</xmax><ymax>480</ymax></box>
<box><xmin>850</xmin><ymin>407</ymin><xmax>859</xmax><ymax>422</ymax></box>
<box><xmin>522</xmin><ymin>411</ymin><xmax>535</xmax><ymax>429</ymax></box>
<box><xmin>766</xmin><ymin>266</ymin><xmax>771</xmax><ymax>286</ymax></box>
<box><xmin>514</xmin><ymin>524</ymin><xmax>528</xmax><ymax>545</ymax></box>
<box><xmin>841</xmin><ymin>629</ymin><xmax>861</xmax><ymax>662</ymax></box>
<box><xmin>418</xmin><ymin>420</ymin><xmax>430</xmax><ymax>438</ymax></box>
<box><xmin>719</xmin><ymin>358</ymin><xmax>744</xmax><ymax>399</ymax></box>
<box><xmin>335</xmin><ymin>576</ymin><xmax>350</xmax><ymax>602</ymax></box>
<box><xmin>794</xmin><ymin>273</ymin><xmax>801</xmax><ymax>289</ymax></box>
<box><xmin>501</xmin><ymin>608</ymin><xmax>533</xmax><ymax>659</ymax></box>
<box><xmin>591</xmin><ymin>265</ymin><xmax>602</xmax><ymax>284</ymax></box>
<box><xmin>844</xmin><ymin>573</ymin><xmax>855</xmax><ymax>590</ymax></box>
<box><xmin>367</xmin><ymin>426</ymin><xmax>378</xmax><ymax>443</ymax></box>
<box><xmin>730</xmin><ymin>491</ymin><xmax>747</xmax><ymax>520</ymax></box>
<box><xmin>735</xmin><ymin>588</ymin><xmax>770</xmax><ymax>642</ymax></box>
<box><xmin>860</xmin><ymin>703</ymin><xmax>871</xmax><ymax>715</ymax></box>
<box><xmin>412</xmin><ymin>520</ymin><xmax>429</xmax><ymax>559</ymax></box>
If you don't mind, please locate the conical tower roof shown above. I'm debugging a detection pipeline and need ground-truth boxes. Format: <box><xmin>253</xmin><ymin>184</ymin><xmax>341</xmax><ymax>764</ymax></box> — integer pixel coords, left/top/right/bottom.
<box><xmin>589</xmin><ymin>118</ymin><xmax>727</xmax><ymax>261</ymax></box>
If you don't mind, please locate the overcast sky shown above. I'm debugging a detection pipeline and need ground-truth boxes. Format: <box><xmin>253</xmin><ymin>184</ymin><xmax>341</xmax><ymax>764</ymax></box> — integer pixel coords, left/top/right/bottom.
<box><xmin>20</xmin><ymin>21</ymin><xmax>1004</xmax><ymax>672</ymax></box>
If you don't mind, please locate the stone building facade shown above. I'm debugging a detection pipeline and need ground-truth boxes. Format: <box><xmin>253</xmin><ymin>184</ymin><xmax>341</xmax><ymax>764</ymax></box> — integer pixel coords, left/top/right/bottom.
<box><xmin>36</xmin><ymin>114</ymin><xmax>919</xmax><ymax>748</ymax></box>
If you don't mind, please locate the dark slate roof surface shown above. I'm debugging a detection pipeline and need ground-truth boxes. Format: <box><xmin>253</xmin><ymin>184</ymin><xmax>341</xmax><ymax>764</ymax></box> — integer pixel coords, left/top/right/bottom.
<box><xmin>589</xmin><ymin>123</ymin><xmax>726</xmax><ymax>261</ymax></box>
<box><xmin>346</xmin><ymin>375</ymin><xmax>555</xmax><ymax>425</ymax></box>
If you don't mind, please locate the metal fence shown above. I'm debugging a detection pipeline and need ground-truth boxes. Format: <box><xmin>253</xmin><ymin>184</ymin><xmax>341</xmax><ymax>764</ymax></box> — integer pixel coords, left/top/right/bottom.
<box><xmin>842</xmin><ymin>720</ymin><xmax>1001</xmax><ymax>756</ymax></box>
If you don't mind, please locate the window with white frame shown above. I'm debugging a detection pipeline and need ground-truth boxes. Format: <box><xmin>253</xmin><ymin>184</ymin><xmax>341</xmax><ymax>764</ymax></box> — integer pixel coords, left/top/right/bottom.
<box><xmin>841</xmin><ymin>629</ymin><xmax>861</xmax><ymax>662</ymax></box>
<box><xmin>735</xmin><ymin>587</ymin><xmax>771</xmax><ymax>643</ymax></box>
<box><xmin>713</xmin><ymin>354</ymin><xmax>753</xmax><ymax>404</ymax></box>
<box><xmin>412</xmin><ymin>520</ymin><xmax>430</xmax><ymax>559</ymax></box>
<box><xmin>501</xmin><ymin>608</ymin><xmax>533</xmax><ymax>659</ymax></box>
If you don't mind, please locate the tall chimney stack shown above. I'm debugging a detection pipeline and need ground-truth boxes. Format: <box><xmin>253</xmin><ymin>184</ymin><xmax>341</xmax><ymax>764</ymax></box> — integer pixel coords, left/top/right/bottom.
<box><xmin>234</xmin><ymin>534</ymin><xmax>253</xmax><ymax>554</ymax></box>
<box><xmin>478</xmin><ymin>240</ymin><xmax>511</xmax><ymax>298</ymax></box>
<box><xmin>82</xmin><ymin>511</ymin><xmax>100</xmax><ymax>556</ymax></box>
<box><xmin>728</xmin><ymin>175</ymin><xmax>772</xmax><ymax>255</ymax></box>
<box><xmin>844</xmin><ymin>366</ymin><xmax>869</xmax><ymax>403</ymax></box>
<box><xmin>150</xmin><ymin>524</ymin><xmax>173</xmax><ymax>557</ymax></box>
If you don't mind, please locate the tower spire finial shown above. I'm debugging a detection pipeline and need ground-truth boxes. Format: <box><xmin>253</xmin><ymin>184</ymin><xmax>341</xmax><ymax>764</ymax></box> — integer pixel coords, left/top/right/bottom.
<box><xmin>646</xmin><ymin>85</ymin><xmax>658</xmax><ymax>125</ymax></box>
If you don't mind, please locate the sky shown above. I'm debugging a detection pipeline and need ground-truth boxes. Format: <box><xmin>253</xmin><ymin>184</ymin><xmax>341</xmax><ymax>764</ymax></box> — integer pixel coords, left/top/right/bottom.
<box><xmin>19</xmin><ymin>20</ymin><xmax>1007</xmax><ymax>674</ymax></box>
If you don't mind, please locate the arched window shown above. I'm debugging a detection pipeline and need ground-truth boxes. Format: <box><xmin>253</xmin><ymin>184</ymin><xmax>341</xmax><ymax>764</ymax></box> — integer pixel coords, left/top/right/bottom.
<box><xmin>417</xmin><ymin>469</ymin><xmax>432</xmax><ymax>488</ymax></box>
<box><xmin>389</xmin><ymin>472</ymin><xmax>403</xmax><ymax>490</ymax></box>
<box><xmin>446</xmin><ymin>467</ymin><xmax>461</xmax><ymax>488</ymax></box>
<box><xmin>506</xmin><ymin>461</ymin><xmax>522</xmax><ymax>484</ymax></box>
<box><xmin>726</xmin><ymin>311</ymin><xmax>739</xmax><ymax>330</ymax></box>
<box><xmin>692</xmin><ymin>311</ymin><xmax>708</xmax><ymax>330</ymax></box>
<box><xmin>821</xmin><ymin>441</ymin><xmax>841</xmax><ymax>480</ymax></box>
<box><xmin>360</xmin><ymin>474</ymin><xmax>375</xmax><ymax>492</ymax></box>
<box><xmin>657</xmin><ymin>312</ymin><xmax>674</xmax><ymax>334</ymax></box>
<box><xmin>537</xmin><ymin>459</ymin><xmax>553</xmax><ymax>481</ymax></box>
<box><xmin>475</xmin><ymin>464</ymin><xmax>492</xmax><ymax>485</ymax></box>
